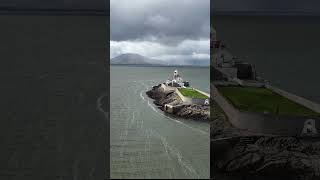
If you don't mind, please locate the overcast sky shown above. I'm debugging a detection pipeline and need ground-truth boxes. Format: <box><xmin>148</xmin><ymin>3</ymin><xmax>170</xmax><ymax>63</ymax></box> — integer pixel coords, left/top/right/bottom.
<box><xmin>110</xmin><ymin>0</ymin><xmax>210</xmax><ymax>64</ymax></box>
<box><xmin>212</xmin><ymin>0</ymin><xmax>320</xmax><ymax>13</ymax></box>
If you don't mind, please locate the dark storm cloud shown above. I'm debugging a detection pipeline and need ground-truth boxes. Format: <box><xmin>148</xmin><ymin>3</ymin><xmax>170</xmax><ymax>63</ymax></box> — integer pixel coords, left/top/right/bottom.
<box><xmin>110</xmin><ymin>0</ymin><xmax>210</xmax><ymax>45</ymax></box>
<box><xmin>212</xmin><ymin>0</ymin><xmax>320</xmax><ymax>13</ymax></box>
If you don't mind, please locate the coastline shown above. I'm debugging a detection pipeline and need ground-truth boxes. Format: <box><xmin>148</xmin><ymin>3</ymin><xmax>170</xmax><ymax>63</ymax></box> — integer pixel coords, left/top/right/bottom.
<box><xmin>146</xmin><ymin>84</ymin><xmax>210</xmax><ymax>122</ymax></box>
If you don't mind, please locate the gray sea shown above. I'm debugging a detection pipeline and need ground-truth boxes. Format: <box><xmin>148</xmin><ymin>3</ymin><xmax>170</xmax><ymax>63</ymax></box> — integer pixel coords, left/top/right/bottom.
<box><xmin>213</xmin><ymin>15</ymin><xmax>320</xmax><ymax>103</ymax></box>
<box><xmin>110</xmin><ymin>65</ymin><xmax>210</xmax><ymax>179</ymax></box>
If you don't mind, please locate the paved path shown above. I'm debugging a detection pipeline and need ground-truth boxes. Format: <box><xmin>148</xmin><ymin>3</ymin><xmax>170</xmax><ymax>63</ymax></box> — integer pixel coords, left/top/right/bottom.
<box><xmin>195</xmin><ymin>89</ymin><xmax>210</xmax><ymax>98</ymax></box>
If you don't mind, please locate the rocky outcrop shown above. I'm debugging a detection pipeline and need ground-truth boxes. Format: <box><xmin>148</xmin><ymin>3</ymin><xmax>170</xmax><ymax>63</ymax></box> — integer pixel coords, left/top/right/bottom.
<box><xmin>146</xmin><ymin>84</ymin><xmax>182</xmax><ymax>106</ymax></box>
<box><xmin>145</xmin><ymin>84</ymin><xmax>165</xmax><ymax>100</ymax></box>
<box><xmin>146</xmin><ymin>84</ymin><xmax>209</xmax><ymax>121</ymax></box>
<box><xmin>211</xmin><ymin>100</ymin><xmax>320</xmax><ymax>180</ymax></box>
<box><xmin>213</xmin><ymin>136</ymin><xmax>320</xmax><ymax>180</ymax></box>
<box><xmin>176</xmin><ymin>104</ymin><xmax>209</xmax><ymax>121</ymax></box>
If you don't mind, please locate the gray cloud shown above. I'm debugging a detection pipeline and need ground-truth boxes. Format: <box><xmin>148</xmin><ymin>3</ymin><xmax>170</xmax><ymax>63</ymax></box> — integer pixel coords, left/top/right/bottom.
<box><xmin>110</xmin><ymin>39</ymin><xmax>209</xmax><ymax>60</ymax></box>
<box><xmin>111</xmin><ymin>0</ymin><xmax>210</xmax><ymax>44</ymax></box>
<box><xmin>110</xmin><ymin>0</ymin><xmax>210</xmax><ymax>65</ymax></box>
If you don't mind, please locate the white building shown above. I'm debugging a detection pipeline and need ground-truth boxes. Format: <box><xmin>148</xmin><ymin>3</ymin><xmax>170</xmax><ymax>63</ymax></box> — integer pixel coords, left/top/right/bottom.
<box><xmin>166</xmin><ymin>69</ymin><xmax>189</xmax><ymax>88</ymax></box>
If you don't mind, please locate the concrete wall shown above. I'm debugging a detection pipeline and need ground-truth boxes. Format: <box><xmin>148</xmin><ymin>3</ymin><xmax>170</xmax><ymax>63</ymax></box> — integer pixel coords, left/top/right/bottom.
<box><xmin>164</xmin><ymin>104</ymin><xmax>185</xmax><ymax>114</ymax></box>
<box><xmin>195</xmin><ymin>89</ymin><xmax>210</xmax><ymax>98</ymax></box>
<box><xmin>212</xmin><ymin>67</ymin><xmax>237</xmax><ymax>81</ymax></box>
<box><xmin>212</xmin><ymin>84</ymin><xmax>241</xmax><ymax>126</ymax></box>
<box><xmin>266</xmin><ymin>84</ymin><xmax>320</xmax><ymax>114</ymax></box>
<box><xmin>161</xmin><ymin>83</ymin><xmax>176</xmax><ymax>93</ymax></box>
<box><xmin>212</xmin><ymin>67</ymin><xmax>226</xmax><ymax>80</ymax></box>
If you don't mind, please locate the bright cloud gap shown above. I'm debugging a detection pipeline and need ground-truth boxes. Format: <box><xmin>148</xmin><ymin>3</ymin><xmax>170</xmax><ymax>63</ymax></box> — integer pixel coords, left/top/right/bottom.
<box><xmin>110</xmin><ymin>39</ymin><xmax>210</xmax><ymax>62</ymax></box>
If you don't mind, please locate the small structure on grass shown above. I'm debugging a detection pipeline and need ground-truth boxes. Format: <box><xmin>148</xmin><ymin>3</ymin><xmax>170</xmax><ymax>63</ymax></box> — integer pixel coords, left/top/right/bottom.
<box><xmin>301</xmin><ymin>119</ymin><xmax>318</xmax><ymax>137</ymax></box>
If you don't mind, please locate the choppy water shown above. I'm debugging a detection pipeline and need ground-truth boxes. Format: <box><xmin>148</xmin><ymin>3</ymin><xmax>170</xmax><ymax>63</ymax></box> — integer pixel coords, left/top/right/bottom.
<box><xmin>110</xmin><ymin>65</ymin><xmax>210</xmax><ymax>179</ymax></box>
<box><xmin>213</xmin><ymin>16</ymin><xmax>320</xmax><ymax>103</ymax></box>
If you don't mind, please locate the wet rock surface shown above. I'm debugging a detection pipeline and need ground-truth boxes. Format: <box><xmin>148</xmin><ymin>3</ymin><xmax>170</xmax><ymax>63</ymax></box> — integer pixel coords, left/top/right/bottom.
<box><xmin>210</xmin><ymin>95</ymin><xmax>320</xmax><ymax>180</ymax></box>
<box><xmin>146</xmin><ymin>84</ymin><xmax>209</xmax><ymax>121</ymax></box>
<box><xmin>213</xmin><ymin>136</ymin><xmax>320</xmax><ymax>180</ymax></box>
<box><xmin>176</xmin><ymin>104</ymin><xmax>209</xmax><ymax>121</ymax></box>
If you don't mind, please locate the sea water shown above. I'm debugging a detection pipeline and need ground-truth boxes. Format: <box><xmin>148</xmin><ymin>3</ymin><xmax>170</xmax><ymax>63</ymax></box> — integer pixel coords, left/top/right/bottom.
<box><xmin>110</xmin><ymin>65</ymin><xmax>210</xmax><ymax>179</ymax></box>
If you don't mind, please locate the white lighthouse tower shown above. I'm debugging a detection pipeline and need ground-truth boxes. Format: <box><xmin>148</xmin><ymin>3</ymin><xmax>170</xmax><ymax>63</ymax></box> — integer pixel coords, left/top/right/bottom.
<box><xmin>173</xmin><ymin>69</ymin><xmax>183</xmax><ymax>83</ymax></box>
<box><xmin>173</xmin><ymin>69</ymin><xmax>178</xmax><ymax>80</ymax></box>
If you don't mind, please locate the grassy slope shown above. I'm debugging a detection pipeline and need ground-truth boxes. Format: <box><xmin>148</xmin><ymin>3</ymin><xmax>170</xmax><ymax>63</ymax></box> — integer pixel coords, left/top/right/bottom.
<box><xmin>178</xmin><ymin>88</ymin><xmax>208</xmax><ymax>99</ymax></box>
<box><xmin>217</xmin><ymin>86</ymin><xmax>320</xmax><ymax>118</ymax></box>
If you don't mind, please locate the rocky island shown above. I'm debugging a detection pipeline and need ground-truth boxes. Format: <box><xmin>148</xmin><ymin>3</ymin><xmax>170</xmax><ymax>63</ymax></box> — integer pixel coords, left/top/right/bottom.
<box><xmin>146</xmin><ymin>70</ymin><xmax>210</xmax><ymax>121</ymax></box>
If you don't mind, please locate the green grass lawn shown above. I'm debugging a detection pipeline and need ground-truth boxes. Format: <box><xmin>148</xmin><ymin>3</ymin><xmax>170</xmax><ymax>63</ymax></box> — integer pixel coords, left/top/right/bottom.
<box><xmin>178</xmin><ymin>88</ymin><xmax>208</xmax><ymax>99</ymax></box>
<box><xmin>217</xmin><ymin>86</ymin><xmax>320</xmax><ymax>118</ymax></box>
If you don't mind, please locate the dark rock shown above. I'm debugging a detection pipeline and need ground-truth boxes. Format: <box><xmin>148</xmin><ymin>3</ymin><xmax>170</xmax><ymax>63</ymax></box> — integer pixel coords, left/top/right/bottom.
<box><xmin>176</xmin><ymin>104</ymin><xmax>210</xmax><ymax>121</ymax></box>
<box><xmin>146</xmin><ymin>84</ymin><xmax>209</xmax><ymax>121</ymax></box>
<box><xmin>146</xmin><ymin>84</ymin><xmax>164</xmax><ymax>100</ymax></box>
<box><xmin>214</xmin><ymin>136</ymin><xmax>320</xmax><ymax>180</ymax></box>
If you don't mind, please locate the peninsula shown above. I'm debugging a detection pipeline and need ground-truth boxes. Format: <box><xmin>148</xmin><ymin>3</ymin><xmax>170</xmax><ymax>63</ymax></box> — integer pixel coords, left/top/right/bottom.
<box><xmin>146</xmin><ymin>70</ymin><xmax>210</xmax><ymax>121</ymax></box>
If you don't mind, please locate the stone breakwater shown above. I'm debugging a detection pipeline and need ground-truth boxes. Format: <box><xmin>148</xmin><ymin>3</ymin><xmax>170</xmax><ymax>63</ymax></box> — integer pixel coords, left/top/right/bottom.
<box><xmin>146</xmin><ymin>84</ymin><xmax>210</xmax><ymax>121</ymax></box>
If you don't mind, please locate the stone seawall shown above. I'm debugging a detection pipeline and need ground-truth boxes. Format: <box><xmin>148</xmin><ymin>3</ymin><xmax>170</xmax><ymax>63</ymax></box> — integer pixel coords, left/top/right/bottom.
<box><xmin>194</xmin><ymin>89</ymin><xmax>210</xmax><ymax>98</ymax></box>
<box><xmin>160</xmin><ymin>83</ymin><xmax>175</xmax><ymax>93</ymax></box>
<box><xmin>212</xmin><ymin>84</ymin><xmax>240</xmax><ymax>126</ymax></box>
<box><xmin>267</xmin><ymin>84</ymin><xmax>320</xmax><ymax>114</ymax></box>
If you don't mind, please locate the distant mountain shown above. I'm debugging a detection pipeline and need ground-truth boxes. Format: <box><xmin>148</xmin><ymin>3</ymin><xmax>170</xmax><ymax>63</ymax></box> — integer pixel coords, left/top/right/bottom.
<box><xmin>110</xmin><ymin>53</ymin><xmax>167</xmax><ymax>65</ymax></box>
<box><xmin>111</xmin><ymin>53</ymin><xmax>209</xmax><ymax>66</ymax></box>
